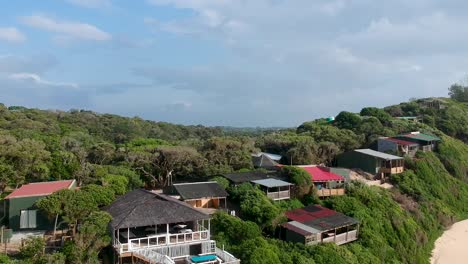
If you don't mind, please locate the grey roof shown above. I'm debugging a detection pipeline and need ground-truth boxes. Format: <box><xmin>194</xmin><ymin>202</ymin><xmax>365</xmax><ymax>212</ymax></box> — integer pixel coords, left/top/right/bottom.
<box><xmin>252</xmin><ymin>154</ymin><xmax>279</xmax><ymax>168</ymax></box>
<box><xmin>251</xmin><ymin>178</ymin><xmax>293</xmax><ymax>188</ymax></box>
<box><xmin>355</xmin><ymin>149</ymin><xmax>403</xmax><ymax>160</ymax></box>
<box><xmin>288</xmin><ymin>221</ymin><xmax>321</xmax><ymax>234</ymax></box>
<box><xmin>173</xmin><ymin>182</ymin><xmax>228</xmax><ymax>200</ymax></box>
<box><xmin>103</xmin><ymin>189</ymin><xmax>209</xmax><ymax>229</ymax></box>
<box><xmin>222</xmin><ymin>171</ymin><xmax>270</xmax><ymax>184</ymax></box>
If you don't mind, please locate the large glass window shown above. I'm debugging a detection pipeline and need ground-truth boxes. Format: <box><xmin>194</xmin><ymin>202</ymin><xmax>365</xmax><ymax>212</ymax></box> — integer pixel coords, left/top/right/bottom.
<box><xmin>20</xmin><ymin>210</ymin><xmax>37</xmax><ymax>229</ymax></box>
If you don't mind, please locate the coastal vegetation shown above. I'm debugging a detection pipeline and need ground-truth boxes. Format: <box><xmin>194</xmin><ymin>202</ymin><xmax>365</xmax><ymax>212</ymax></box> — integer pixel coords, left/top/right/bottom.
<box><xmin>0</xmin><ymin>87</ymin><xmax>466</xmax><ymax>263</ymax></box>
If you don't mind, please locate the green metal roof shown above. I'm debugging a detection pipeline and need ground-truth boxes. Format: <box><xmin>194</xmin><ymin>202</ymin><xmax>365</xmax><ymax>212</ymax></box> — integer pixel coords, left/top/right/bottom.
<box><xmin>401</xmin><ymin>133</ymin><xmax>441</xmax><ymax>142</ymax></box>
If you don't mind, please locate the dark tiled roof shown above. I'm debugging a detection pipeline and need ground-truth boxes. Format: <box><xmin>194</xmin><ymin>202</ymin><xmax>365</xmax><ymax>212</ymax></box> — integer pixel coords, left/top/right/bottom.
<box><xmin>173</xmin><ymin>182</ymin><xmax>228</xmax><ymax>200</ymax></box>
<box><xmin>286</xmin><ymin>205</ymin><xmax>358</xmax><ymax>232</ymax></box>
<box><xmin>222</xmin><ymin>171</ymin><xmax>270</xmax><ymax>184</ymax></box>
<box><xmin>103</xmin><ymin>189</ymin><xmax>209</xmax><ymax>229</ymax></box>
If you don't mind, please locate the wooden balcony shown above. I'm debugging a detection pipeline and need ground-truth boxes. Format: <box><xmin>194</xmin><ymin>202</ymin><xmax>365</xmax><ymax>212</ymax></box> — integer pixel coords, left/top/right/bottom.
<box><xmin>316</xmin><ymin>188</ymin><xmax>345</xmax><ymax>197</ymax></box>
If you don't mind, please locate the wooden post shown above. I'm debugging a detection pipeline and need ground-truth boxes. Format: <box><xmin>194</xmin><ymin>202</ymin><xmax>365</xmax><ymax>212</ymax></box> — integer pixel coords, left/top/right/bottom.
<box><xmin>345</xmin><ymin>225</ymin><xmax>349</xmax><ymax>241</ymax></box>
<box><xmin>166</xmin><ymin>223</ymin><xmax>169</xmax><ymax>244</ymax></box>
<box><xmin>127</xmin><ymin>228</ymin><xmax>130</xmax><ymax>251</ymax></box>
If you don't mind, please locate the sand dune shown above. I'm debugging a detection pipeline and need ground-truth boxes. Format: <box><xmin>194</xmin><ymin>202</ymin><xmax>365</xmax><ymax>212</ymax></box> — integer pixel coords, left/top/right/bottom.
<box><xmin>431</xmin><ymin>220</ymin><xmax>468</xmax><ymax>264</ymax></box>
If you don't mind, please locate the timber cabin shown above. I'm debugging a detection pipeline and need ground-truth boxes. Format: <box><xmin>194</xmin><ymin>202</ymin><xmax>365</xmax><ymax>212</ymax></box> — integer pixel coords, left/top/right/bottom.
<box><xmin>281</xmin><ymin>205</ymin><xmax>359</xmax><ymax>246</ymax></box>
<box><xmin>172</xmin><ymin>182</ymin><xmax>228</xmax><ymax>213</ymax></box>
<box><xmin>4</xmin><ymin>180</ymin><xmax>76</xmax><ymax>231</ymax></box>
<box><xmin>250</xmin><ymin>178</ymin><xmax>293</xmax><ymax>201</ymax></box>
<box><xmin>104</xmin><ymin>189</ymin><xmax>239</xmax><ymax>264</ymax></box>
<box><xmin>298</xmin><ymin>166</ymin><xmax>345</xmax><ymax>197</ymax></box>
<box><xmin>336</xmin><ymin>149</ymin><xmax>404</xmax><ymax>180</ymax></box>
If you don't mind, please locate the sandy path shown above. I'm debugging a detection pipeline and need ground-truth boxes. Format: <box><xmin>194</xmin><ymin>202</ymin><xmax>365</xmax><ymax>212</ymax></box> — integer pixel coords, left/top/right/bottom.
<box><xmin>431</xmin><ymin>220</ymin><xmax>468</xmax><ymax>264</ymax></box>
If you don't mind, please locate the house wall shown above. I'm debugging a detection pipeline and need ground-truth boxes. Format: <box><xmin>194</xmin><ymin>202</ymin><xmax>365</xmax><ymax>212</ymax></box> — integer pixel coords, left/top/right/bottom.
<box><xmin>7</xmin><ymin>196</ymin><xmax>52</xmax><ymax>231</ymax></box>
<box><xmin>284</xmin><ymin>228</ymin><xmax>306</xmax><ymax>244</ymax></box>
<box><xmin>186</xmin><ymin>198</ymin><xmax>223</xmax><ymax>208</ymax></box>
<box><xmin>336</xmin><ymin>151</ymin><xmax>379</xmax><ymax>175</ymax></box>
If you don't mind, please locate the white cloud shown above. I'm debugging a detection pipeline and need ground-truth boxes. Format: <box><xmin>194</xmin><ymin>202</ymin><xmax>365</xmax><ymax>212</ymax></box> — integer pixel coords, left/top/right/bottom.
<box><xmin>9</xmin><ymin>72</ymin><xmax>79</xmax><ymax>88</ymax></box>
<box><xmin>0</xmin><ymin>27</ymin><xmax>26</xmax><ymax>43</ymax></box>
<box><xmin>21</xmin><ymin>15</ymin><xmax>111</xmax><ymax>41</ymax></box>
<box><xmin>65</xmin><ymin>0</ymin><xmax>111</xmax><ymax>8</ymax></box>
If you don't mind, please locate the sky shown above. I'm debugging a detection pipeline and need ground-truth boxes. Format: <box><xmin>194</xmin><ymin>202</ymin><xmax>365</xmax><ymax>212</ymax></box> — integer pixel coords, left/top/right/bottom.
<box><xmin>0</xmin><ymin>0</ymin><xmax>466</xmax><ymax>127</ymax></box>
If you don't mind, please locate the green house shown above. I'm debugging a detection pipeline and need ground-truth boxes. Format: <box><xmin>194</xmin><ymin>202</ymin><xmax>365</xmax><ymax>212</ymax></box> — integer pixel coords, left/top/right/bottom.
<box><xmin>4</xmin><ymin>180</ymin><xmax>76</xmax><ymax>231</ymax></box>
<box><xmin>336</xmin><ymin>149</ymin><xmax>404</xmax><ymax>180</ymax></box>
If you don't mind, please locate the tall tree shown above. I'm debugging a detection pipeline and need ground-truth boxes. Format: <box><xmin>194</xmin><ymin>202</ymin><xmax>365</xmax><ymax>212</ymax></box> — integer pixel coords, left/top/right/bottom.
<box><xmin>127</xmin><ymin>146</ymin><xmax>203</xmax><ymax>187</ymax></box>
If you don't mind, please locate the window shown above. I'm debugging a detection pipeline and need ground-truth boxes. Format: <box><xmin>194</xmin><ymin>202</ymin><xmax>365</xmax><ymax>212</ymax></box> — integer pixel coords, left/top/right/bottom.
<box><xmin>20</xmin><ymin>210</ymin><xmax>37</xmax><ymax>229</ymax></box>
<box><xmin>305</xmin><ymin>235</ymin><xmax>316</xmax><ymax>244</ymax></box>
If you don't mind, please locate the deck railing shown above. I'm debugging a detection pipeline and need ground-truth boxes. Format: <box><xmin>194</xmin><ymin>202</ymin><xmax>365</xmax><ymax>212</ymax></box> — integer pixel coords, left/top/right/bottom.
<box><xmin>267</xmin><ymin>190</ymin><xmax>290</xmax><ymax>200</ymax></box>
<box><xmin>380</xmin><ymin>167</ymin><xmax>404</xmax><ymax>174</ymax></box>
<box><xmin>316</xmin><ymin>188</ymin><xmax>345</xmax><ymax>197</ymax></box>
<box><xmin>322</xmin><ymin>230</ymin><xmax>358</xmax><ymax>245</ymax></box>
<box><xmin>117</xmin><ymin>225</ymin><xmax>210</xmax><ymax>253</ymax></box>
<box><xmin>215</xmin><ymin>247</ymin><xmax>241</xmax><ymax>264</ymax></box>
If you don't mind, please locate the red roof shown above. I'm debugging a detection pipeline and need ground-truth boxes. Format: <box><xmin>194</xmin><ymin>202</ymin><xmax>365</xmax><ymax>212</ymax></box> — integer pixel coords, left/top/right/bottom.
<box><xmin>384</xmin><ymin>137</ymin><xmax>418</xmax><ymax>146</ymax></box>
<box><xmin>300</xmin><ymin>166</ymin><xmax>344</xmax><ymax>182</ymax></box>
<box><xmin>5</xmin><ymin>180</ymin><xmax>75</xmax><ymax>199</ymax></box>
<box><xmin>285</xmin><ymin>205</ymin><xmax>337</xmax><ymax>223</ymax></box>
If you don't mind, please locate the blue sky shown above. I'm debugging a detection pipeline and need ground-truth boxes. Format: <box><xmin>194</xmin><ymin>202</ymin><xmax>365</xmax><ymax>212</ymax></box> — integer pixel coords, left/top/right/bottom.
<box><xmin>0</xmin><ymin>0</ymin><xmax>466</xmax><ymax>126</ymax></box>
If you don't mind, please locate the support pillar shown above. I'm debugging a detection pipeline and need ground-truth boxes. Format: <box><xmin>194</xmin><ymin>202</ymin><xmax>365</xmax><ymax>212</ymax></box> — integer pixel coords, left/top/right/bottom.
<box><xmin>333</xmin><ymin>228</ymin><xmax>337</xmax><ymax>243</ymax></box>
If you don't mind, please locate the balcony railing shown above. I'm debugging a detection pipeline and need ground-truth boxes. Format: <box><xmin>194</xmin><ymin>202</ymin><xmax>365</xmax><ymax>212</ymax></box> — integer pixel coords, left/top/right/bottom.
<box><xmin>215</xmin><ymin>247</ymin><xmax>241</xmax><ymax>264</ymax></box>
<box><xmin>116</xmin><ymin>225</ymin><xmax>210</xmax><ymax>253</ymax></box>
<box><xmin>322</xmin><ymin>230</ymin><xmax>358</xmax><ymax>245</ymax></box>
<box><xmin>267</xmin><ymin>190</ymin><xmax>290</xmax><ymax>200</ymax></box>
<box><xmin>380</xmin><ymin>167</ymin><xmax>404</xmax><ymax>174</ymax></box>
<box><xmin>316</xmin><ymin>188</ymin><xmax>345</xmax><ymax>197</ymax></box>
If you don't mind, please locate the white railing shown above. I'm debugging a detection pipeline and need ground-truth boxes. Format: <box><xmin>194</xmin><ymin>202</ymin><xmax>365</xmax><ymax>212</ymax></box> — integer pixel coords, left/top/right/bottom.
<box><xmin>215</xmin><ymin>247</ymin><xmax>240</xmax><ymax>264</ymax></box>
<box><xmin>136</xmin><ymin>249</ymin><xmax>175</xmax><ymax>264</ymax></box>
<box><xmin>322</xmin><ymin>230</ymin><xmax>358</xmax><ymax>245</ymax></box>
<box><xmin>267</xmin><ymin>190</ymin><xmax>290</xmax><ymax>200</ymax></box>
<box><xmin>117</xmin><ymin>226</ymin><xmax>210</xmax><ymax>253</ymax></box>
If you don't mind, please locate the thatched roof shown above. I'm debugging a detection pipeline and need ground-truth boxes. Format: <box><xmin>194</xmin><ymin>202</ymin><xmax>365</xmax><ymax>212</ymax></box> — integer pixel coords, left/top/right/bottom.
<box><xmin>104</xmin><ymin>189</ymin><xmax>210</xmax><ymax>229</ymax></box>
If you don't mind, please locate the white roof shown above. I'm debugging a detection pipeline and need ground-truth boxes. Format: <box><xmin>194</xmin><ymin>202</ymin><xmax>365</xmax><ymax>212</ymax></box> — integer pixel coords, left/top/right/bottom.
<box><xmin>355</xmin><ymin>149</ymin><xmax>403</xmax><ymax>160</ymax></box>
<box><xmin>251</xmin><ymin>178</ymin><xmax>293</xmax><ymax>188</ymax></box>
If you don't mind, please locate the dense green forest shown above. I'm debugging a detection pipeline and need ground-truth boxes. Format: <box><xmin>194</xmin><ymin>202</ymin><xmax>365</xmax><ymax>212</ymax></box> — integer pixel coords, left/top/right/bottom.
<box><xmin>0</xmin><ymin>87</ymin><xmax>467</xmax><ymax>263</ymax></box>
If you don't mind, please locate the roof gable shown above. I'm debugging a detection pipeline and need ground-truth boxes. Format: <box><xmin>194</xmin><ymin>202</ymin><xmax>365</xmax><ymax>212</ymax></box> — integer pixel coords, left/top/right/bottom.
<box><xmin>5</xmin><ymin>180</ymin><xmax>75</xmax><ymax>199</ymax></box>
